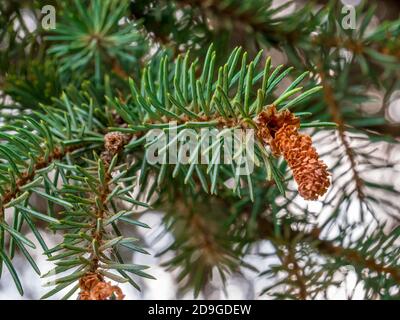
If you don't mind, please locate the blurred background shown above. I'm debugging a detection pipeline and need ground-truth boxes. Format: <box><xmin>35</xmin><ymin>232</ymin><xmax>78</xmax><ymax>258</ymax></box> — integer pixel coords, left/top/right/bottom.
<box><xmin>0</xmin><ymin>0</ymin><xmax>399</xmax><ymax>299</ymax></box>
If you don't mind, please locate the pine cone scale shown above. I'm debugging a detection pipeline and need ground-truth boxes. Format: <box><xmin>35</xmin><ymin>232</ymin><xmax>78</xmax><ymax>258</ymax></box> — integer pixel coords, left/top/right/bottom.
<box><xmin>256</xmin><ymin>106</ymin><xmax>330</xmax><ymax>200</ymax></box>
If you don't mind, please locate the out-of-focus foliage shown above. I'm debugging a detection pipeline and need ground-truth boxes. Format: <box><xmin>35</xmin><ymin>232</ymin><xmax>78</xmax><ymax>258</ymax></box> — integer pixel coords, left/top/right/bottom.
<box><xmin>47</xmin><ymin>0</ymin><xmax>146</xmax><ymax>84</ymax></box>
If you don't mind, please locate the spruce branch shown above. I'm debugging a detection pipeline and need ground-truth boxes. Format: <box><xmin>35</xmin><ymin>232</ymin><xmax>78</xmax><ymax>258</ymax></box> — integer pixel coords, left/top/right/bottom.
<box><xmin>42</xmin><ymin>126</ymin><xmax>151</xmax><ymax>300</ymax></box>
<box><xmin>155</xmin><ymin>183</ymin><xmax>400</xmax><ymax>299</ymax></box>
<box><xmin>273</xmin><ymin>243</ymin><xmax>309</xmax><ymax>300</ymax></box>
<box><xmin>175</xmin><ymin>0</ymin><xmax>400</xmax><ymax>63</ymax></box>
<box><xmin>0</xmin><ymin>91</ymin><xmax>106</xmax><ymax>294</ymax></box>
<box><xmin>110</xmin><ymin>46</ymin><xmax>335</xmax><ymax>201</ymax></box>
<box><xmin>257</xmin><ymin>215</ymin><xmax>400</xmax><ymax>283</ymax></box>
<box><xmin>1</xmin><ymin>0</ymin><xmax>399</xmax><ymax>300</ymax></box>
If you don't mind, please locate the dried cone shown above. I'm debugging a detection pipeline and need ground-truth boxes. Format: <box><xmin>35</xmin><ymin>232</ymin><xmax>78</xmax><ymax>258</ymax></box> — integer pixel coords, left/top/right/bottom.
<box><xmin>256</xmin><ymin>106</ymin><xmax>330</xmax><ymax>200</ymax></box>
<box><xmin>78</xmin><ymin>272</ymin><xmax>125</xmax><ymax>300</ymax></box>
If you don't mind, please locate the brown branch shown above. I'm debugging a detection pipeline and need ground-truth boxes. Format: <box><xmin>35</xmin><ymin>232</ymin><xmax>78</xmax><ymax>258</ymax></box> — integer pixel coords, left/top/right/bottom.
<box><xmin>78</xmin><ymin>162</ymin><xmax>122</xmax><ymax>300</ymax></box>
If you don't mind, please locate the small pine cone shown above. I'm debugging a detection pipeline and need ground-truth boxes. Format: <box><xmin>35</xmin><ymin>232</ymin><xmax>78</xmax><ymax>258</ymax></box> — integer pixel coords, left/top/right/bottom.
<box><xmin>274</xmin><ymin>123</ymin><xmax>330</xmax><ymax>200</ymax></box>
<box><xmin>104</xmin><ymin>132</ymin><xmax>127</xmax><ymax>155</ymax></box>
<box><xmin>89</xmin><ymin>281</ymin><xmax>125</xmax><ymax>300</ymax></box>
<box><xmin>255</xmin><ymin>106</ymin><xmax>300</xmax><ymax>155</ymax></box>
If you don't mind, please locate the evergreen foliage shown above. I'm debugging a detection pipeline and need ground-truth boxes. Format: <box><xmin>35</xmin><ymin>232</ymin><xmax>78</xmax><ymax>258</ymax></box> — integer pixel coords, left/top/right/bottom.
<box><xmin>0</xmin><ymin>0</ymin><xmax>399</xmax><ymax>299</ymax></box>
